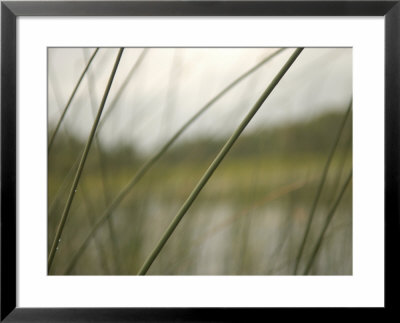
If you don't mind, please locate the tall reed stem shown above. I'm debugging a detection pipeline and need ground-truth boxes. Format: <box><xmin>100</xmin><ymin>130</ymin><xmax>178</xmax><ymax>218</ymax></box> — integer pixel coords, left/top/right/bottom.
<box><xmin>64</xmin><ymin>48</ymin><xmax>288</xmax><ymax>274</ymax></box>
<box><xmin>48</xmin><ymin>48</ymin><xmax>99</xmax><ymax>152</ymax></box>
<box><xmin>84</xmin><ymin>48</ymin><xmax>121</xmax><ymax>273</ymax></box>
<box><xmin>48</xmin><ymin>75</ymin><xmax>111</xmax><ymax>274</ymax></box>
<box><xmin>293</xmin><ymin>99</ymin><xmax>352</xmax><ymax>274</ymax></box>
<box><xmin>137</xmin><ymin>48</ymin><xmax>304</xmax><ymax>275</ymax></box>
<box><xmin>48</xmin><ymin>48</ymin><xmax>124</xmax><ymax>272</ymax></box>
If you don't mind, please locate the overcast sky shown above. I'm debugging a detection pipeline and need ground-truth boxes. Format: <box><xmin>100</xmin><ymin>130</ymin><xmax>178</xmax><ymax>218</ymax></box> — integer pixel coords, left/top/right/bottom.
<box><xmin>48</xmin><ymin>47</ymin><xmax>352</xmax><ymax>155</ymax></box>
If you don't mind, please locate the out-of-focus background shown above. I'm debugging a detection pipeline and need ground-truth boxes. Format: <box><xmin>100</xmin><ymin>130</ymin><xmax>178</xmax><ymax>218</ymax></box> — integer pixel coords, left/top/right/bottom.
<box><xmin>48</xmin><ymin>47</ymin><xmax>352</xmax><ymax>275</ymax></box>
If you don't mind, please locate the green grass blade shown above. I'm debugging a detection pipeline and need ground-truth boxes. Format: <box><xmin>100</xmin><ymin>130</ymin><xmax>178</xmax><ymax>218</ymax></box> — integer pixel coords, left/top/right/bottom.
<box><xmin>48</xmin><ymin>48</ymin><xmax>124</xmax><ymax>273</ymax></box>
<box><xmin>84</xmin><ymin>48</ymin><xmax>121</xmax><ymax>274</ymax></box>
<box><xmin>137</xmin><ymin>48</ymin><xmax>304</xmax><ymax>275</ymax></box>
<box><xmin>293</xmin><ymin>99</ymin><xmax>352</xmax><ymax>274</ymax></box>
<box><xmin>48</xmin><ymin>48</ymin><xmax>99</xmax><ymax>152</ymax></box>
<box><xmin>48</xmin><ymin>74</ymin><xmax>111</xmax><ymax>274</ymax></box>
<box><xmin>63</xmin><ymin>48</ymin><xmax>289</xmax><ymax>274</ymax></box>
<box><xmin>303</xmin><ymin>171</ymin><xmax>352</xmax><ymax>275</ymax></box>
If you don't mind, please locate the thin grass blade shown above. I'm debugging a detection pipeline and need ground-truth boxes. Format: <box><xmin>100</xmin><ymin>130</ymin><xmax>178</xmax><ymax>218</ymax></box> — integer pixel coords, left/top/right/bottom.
<box><xmin>84</xmin><ymin>48</ymin><xmax>121</xmax><ymax>273</ymax></box>
<box><xmin>48</xmin><ymin>75</ymin><xmax>111</xmax><ymax>273</ymax></box>
<box><xmin>137</xmin><ymin>48</ymin><xmax>304</xmax><ymax>275</ymax></box>
<box><xmin>303</xmin><ymin>171</ymin><xmax>352</xmax><ymax>275</ymax></box>
<box><xmin>293</xmin><ymin>99</ymin><xmax>352</xmax><ymax>274</ymax></box>
<box><xmin>48</xmin><ymin>48</ymin><xmax>124</xmax><ymax>272</ymax></box>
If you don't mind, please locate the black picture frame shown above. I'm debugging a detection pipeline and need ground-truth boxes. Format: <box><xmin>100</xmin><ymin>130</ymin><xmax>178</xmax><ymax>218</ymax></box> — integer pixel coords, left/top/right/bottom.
<box><xmin>1</xmin><ymin>1</ymin><xmax>399</xmax><ymax>321</ymax></box>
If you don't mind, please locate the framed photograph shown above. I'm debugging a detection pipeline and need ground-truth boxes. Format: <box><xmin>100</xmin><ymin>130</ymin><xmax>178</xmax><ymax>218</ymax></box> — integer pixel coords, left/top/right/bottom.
<box><xmin>1</xmin><ymin>0</ymin><xmax>399</xmax><ymax>321</ymax></box>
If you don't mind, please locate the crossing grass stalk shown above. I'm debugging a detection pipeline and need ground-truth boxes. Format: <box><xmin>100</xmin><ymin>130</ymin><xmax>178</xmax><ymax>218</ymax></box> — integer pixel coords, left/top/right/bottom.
<box><xmin>48</xmin><ymin>48</ymin><xmax>124</xmax><ymax>272</ymax></box>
